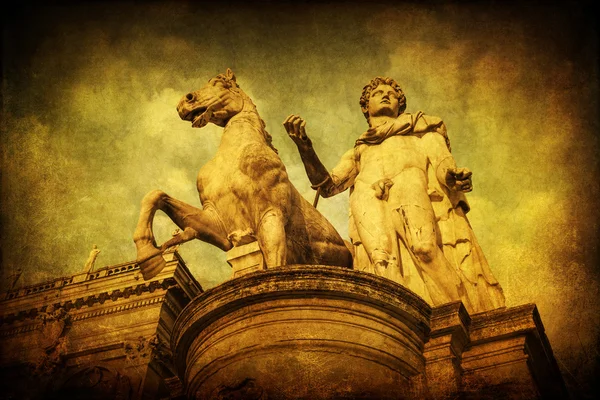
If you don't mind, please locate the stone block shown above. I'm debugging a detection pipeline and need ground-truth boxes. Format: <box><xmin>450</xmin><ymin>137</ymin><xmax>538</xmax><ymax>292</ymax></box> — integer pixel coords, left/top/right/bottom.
<box><xmin>226</xmin><ymin>241</ymin><xmax>265</xmax><ymax>278</ymax></box>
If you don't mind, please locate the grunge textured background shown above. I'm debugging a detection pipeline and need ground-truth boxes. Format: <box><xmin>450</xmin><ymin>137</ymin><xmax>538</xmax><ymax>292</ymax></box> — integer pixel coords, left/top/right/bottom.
<box><xmin>1</xmin><ymin>0</ymin><xmax>598</xmax><ymax>397</ymax></box>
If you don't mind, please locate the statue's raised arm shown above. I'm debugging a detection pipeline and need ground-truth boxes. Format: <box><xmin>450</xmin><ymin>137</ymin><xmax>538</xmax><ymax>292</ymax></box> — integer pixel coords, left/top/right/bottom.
<box><xmin>283</xmin><ymin>115</ymin><xmax>331</xmax><ymax>191</ymax></box>
<box><xmin>283</xmin><ymin>115</ymin><xmax>358</xmax><ymax>200</ymax></box>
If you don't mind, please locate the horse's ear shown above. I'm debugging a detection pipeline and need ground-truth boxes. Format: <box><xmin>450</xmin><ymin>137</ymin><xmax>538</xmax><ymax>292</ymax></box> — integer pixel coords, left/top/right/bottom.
<box><xmin>225</xmin><ymin>68</ymin><xmax>236</xmax><ymax>82</ymax></box>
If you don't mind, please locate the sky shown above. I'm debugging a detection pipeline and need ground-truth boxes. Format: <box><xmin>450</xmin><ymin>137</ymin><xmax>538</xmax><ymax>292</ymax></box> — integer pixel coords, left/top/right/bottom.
<box><xmin>1</xmin><ymin>0</ymin><xmax>598</xmax><ymax>395</ymax></box>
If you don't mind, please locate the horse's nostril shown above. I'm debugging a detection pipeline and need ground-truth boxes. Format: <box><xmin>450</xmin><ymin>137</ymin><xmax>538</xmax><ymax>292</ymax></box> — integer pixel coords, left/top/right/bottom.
<box><xmin>186</xmin><ymin>93</ymin><xmax>194</xmax><ymax>101</ymax></box>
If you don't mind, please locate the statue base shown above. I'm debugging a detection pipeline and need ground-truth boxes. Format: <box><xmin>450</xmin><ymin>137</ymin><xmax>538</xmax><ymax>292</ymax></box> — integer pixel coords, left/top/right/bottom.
<box><xmin>424</xmin><ymin>301</ymin><xmax>568</xmax><ymax>399</ymax></box>
<box><xmin>172</xmin><ymin>266</ymin><xmax>568</xmax><ymax>400</ymax></box>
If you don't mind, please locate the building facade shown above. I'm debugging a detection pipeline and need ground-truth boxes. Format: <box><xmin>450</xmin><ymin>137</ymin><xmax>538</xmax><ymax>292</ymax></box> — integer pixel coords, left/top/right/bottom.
<box><xmin>1</xmin><ymin>245</ymin><xmax>570</xmax><ymax>399</ymax></box>
<box><xmin>0</xmin><ymin>249</ymin><xmax>200</xmax><ymax>400</ymax></box>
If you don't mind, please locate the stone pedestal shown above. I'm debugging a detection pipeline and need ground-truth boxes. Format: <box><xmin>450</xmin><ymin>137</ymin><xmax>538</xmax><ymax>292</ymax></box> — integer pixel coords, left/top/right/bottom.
<box><xmin>226</xmin><ymin>241</ymin><xmax>265</xmax><ymax>278</ymax></box>
<box><xmin>1</xmin><ymin>247</ymin><xmax>569</xmax><ymax>399</ymax></box>
<box><xmin>424</xmin><ymin>302</ymin><xmax>569</xmax><ymax>400</ymax></box>
<box><xmin>461</xmin><ymin>304</ymin><xmax>568</xmax><ymax>399</ymax></box>
<box><xmin>172</xmin><ymin>262</ymin><xmax>569</xmax><ymax>399</ymax></box>
<box><xmin>423</xmin><ymin>302</ymin><xmax>470</xmax><ymax>399</ymax></box>
<box><xmin>172</xmin><ymin>265</ymin><xmax>431</xmax><ymax>400</ymax></box>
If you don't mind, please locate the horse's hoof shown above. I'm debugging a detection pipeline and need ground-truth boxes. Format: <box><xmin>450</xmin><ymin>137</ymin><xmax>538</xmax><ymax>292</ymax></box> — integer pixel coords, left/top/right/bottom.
<box><xmin>136</xmin><ymin>244</ymin><xmax>166</xmax><ymax>280</ymax></box>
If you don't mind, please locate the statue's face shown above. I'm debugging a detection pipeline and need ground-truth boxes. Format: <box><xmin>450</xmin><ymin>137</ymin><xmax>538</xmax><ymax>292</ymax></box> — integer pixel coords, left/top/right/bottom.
<box><xmin>367</xmin><ymin>84</ymin><xmax>400</xmax><ymax>119</ymax></box>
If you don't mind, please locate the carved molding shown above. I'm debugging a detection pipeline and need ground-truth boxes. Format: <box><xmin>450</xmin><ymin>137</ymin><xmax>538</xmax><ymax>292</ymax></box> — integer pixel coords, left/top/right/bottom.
<box><xmin>124</xmin><ymin>335</ymin><xmax>155</xmax><ymax>362</ymax></box>
<box><xmin>73</xmin><ymin>296</ymin><xmax>166</xmax><ymax>323</ymax></box>
<box><xmin>28</xmin><ymin>308</ymin><xmax>73</xmax><ymax>376</ymax></box>
<box><xmin>0</xmin><ymin>278</ymin><xmax>177</xmax><ymax>328</ymax></box>
<box><xmin>124</xmin><ymin>334</ymin><xmax>174</xmax><ymax>371</ymax></box>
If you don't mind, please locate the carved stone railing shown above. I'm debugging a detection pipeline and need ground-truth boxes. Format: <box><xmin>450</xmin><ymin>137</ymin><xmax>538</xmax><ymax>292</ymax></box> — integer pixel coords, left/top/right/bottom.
<box><xmin>0</xmin><ymin>277</ymin><xmax>178</xmax><ymax>329</ymax></box>
<box><xmin>3</xmin><ymin>260</ymin><xmax>140</xmax><ymax>302</ymax></box>
<box><xmin>0</xmin><ymin>250</ymin><xmax>194</xmax><ymax>328</ymax></box>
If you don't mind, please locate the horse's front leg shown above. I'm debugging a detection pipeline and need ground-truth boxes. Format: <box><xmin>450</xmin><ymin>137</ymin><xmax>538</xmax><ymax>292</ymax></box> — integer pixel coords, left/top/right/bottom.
<box><xmin>133</xmin><ymin>190</ymin><xmax>232</xmax><ymax>280</ymax></box>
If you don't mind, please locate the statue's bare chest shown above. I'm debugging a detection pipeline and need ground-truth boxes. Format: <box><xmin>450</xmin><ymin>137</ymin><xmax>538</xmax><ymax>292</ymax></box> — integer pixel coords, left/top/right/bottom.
<box><xmin>358</xmin><ymin>135</ymin><xmax>428</xmax><ymax>177</ymax></box>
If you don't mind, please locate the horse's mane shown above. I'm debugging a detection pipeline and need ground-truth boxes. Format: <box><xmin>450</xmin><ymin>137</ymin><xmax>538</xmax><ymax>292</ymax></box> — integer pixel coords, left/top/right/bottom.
<box><xmin>213</xmin><ymin>74</ymin><xmax>278</xmax><ymax>154</ymax></box>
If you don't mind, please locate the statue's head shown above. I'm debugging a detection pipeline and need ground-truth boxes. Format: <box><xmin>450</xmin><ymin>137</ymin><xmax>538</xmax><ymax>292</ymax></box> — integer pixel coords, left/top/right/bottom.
<box><xmin>177</xmin><ymin>68</ymin><xmax>247</xmax><ymax>128</ymax></box>
<box><xmin>359</xmin><ymin>77</ymin><xmax>406</xmax><ymax>123</ymax></box>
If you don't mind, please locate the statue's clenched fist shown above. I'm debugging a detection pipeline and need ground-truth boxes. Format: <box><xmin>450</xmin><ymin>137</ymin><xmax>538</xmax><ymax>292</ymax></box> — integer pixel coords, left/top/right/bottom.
<box><xmin>283</xmin><ymin>115</ymin><xmax>312</xmax><ymax>149</ymax></box>
<box><xmin>446</xmin><ymin>167</ymin><xmax>473</xmax><ymax>193</ymax></box>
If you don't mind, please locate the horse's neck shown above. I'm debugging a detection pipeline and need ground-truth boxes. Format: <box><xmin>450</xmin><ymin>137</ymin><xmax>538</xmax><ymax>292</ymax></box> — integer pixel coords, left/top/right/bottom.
<box><xmin>229</xmin><ymin>105</ymin><xmax>263</xmax><ymax>128</ymax></box>
<box><xmin>221</xmin><ymin>106</ymin><xmax>266</xmax><ymax>146</ymax></box>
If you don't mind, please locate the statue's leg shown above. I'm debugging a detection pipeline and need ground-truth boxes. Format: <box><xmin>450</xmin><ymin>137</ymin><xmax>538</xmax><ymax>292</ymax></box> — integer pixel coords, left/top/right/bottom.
<box><xmin>350</xmin><ymin>183</ymin><xmax>398</xmax><ymax>271</ymax></box>
<box><xmin>133</xmin><ymin>190</ymin><xmax>231</xmax><ymax>279</ymax></box>
<box><xmin>256</xmin><ymin>208</ymin><xmax>287</xmax><ymax>268</ymax></box>
<box><xmin>393</xmin><ymin>203</ymin><xmax>470</xmax><ymax>308</ymax></box>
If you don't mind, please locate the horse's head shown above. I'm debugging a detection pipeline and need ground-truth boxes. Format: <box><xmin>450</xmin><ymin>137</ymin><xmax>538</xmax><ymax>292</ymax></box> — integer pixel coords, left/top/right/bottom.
<box><xmin>177</xmin><ymin>68</ymin><xmax>247</xmax><ymax>128</ymax></box>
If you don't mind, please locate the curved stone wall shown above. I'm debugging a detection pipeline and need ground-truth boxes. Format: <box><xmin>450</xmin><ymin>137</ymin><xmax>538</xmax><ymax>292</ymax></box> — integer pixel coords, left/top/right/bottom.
<box><xmin>172</xmin><ymin>265</ymin><xmax>431</xmax><ymax>400</ymax></box>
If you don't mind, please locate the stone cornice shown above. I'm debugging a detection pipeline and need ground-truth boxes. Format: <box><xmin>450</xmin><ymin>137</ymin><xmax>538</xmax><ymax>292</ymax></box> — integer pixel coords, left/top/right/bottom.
<box><xmin>468</xmin><ymin>304</ymin><xmax>541</xmax><ymax>343</ymax></box>
<box><xmin>71</xmin><ymin>295</ymin><xmax>167</xmax><ymax>323</ymax></box>
<box><xmin>0</xmin><ymin>277</ymin><xmax>178</xmax><ymax>329</ymax></box>
<box><xmin>162</xmin><ymin>290</ymin><xmax>183</xmax><ymax>318</ymax></box>
<box><xmin>0</xmin><ymin>250</ymin><xmax>201</xmax><ymax>324</ymax></box>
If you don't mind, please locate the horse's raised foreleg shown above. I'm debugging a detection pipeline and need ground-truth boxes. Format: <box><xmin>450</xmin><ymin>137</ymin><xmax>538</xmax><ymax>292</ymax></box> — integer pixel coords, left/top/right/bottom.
<box><xmin>133</xmin><ymin>190</ymin><xmax>232</xmax><ymax>280</ymax></box>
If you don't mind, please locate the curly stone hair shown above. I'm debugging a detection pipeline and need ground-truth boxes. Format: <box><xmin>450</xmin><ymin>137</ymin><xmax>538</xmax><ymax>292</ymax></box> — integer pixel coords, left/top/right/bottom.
<box><xmin>359</xmin><ymin>77</ymin><xmax>406</xmax><ymax>122</ymax></box>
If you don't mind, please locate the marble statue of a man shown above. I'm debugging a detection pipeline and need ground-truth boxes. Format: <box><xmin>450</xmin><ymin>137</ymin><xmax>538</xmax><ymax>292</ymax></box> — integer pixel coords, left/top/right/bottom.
<box><xmin>84</xmin><ymin>244</ymin><xmax>101</xmax><ymax>273</ymax></box>
<box><xmin>284</xmin><ymin>76</ymin><xmax>505</xmax><ymax>313</ymax></box>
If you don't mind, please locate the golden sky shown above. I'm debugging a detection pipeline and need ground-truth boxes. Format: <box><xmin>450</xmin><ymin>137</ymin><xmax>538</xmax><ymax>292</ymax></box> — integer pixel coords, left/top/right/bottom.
<box><xmin>1</xmin><ymin>0</ymin><xmax>598</xmax><ymax>393</ymax></box>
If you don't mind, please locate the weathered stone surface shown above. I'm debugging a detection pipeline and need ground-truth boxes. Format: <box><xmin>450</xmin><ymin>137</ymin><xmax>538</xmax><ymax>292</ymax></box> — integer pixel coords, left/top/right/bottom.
<box><xmin>172</xmin><ymin>265</ymin><xmax>431</xmax><ymax>400</ymax></box>
<box><xmin>0</xmin><ymin>249</ymin><xmax>200</xmax><ymax>400</ymax></box>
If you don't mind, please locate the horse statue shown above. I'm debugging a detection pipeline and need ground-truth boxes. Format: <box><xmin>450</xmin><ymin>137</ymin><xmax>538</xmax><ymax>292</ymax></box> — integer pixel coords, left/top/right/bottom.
<box><xmin>133</xmin><ymin>69</ymin><xmax>353</xmax><ymax>279</ymax></box>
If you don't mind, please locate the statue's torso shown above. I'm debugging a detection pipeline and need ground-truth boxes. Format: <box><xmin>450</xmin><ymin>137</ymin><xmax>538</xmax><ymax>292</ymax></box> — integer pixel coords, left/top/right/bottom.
<box><xmin>354</xmin><ymin>134</ymin><xmax>430</xmax><ymax>198</ymax></box>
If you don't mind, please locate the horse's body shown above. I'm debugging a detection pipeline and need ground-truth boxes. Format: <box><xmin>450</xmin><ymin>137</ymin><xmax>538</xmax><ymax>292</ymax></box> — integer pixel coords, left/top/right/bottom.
<box><xmin>133</xmin><ymin>69</ymin><xmax>352</xmax><ymax>279</ymax></box>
